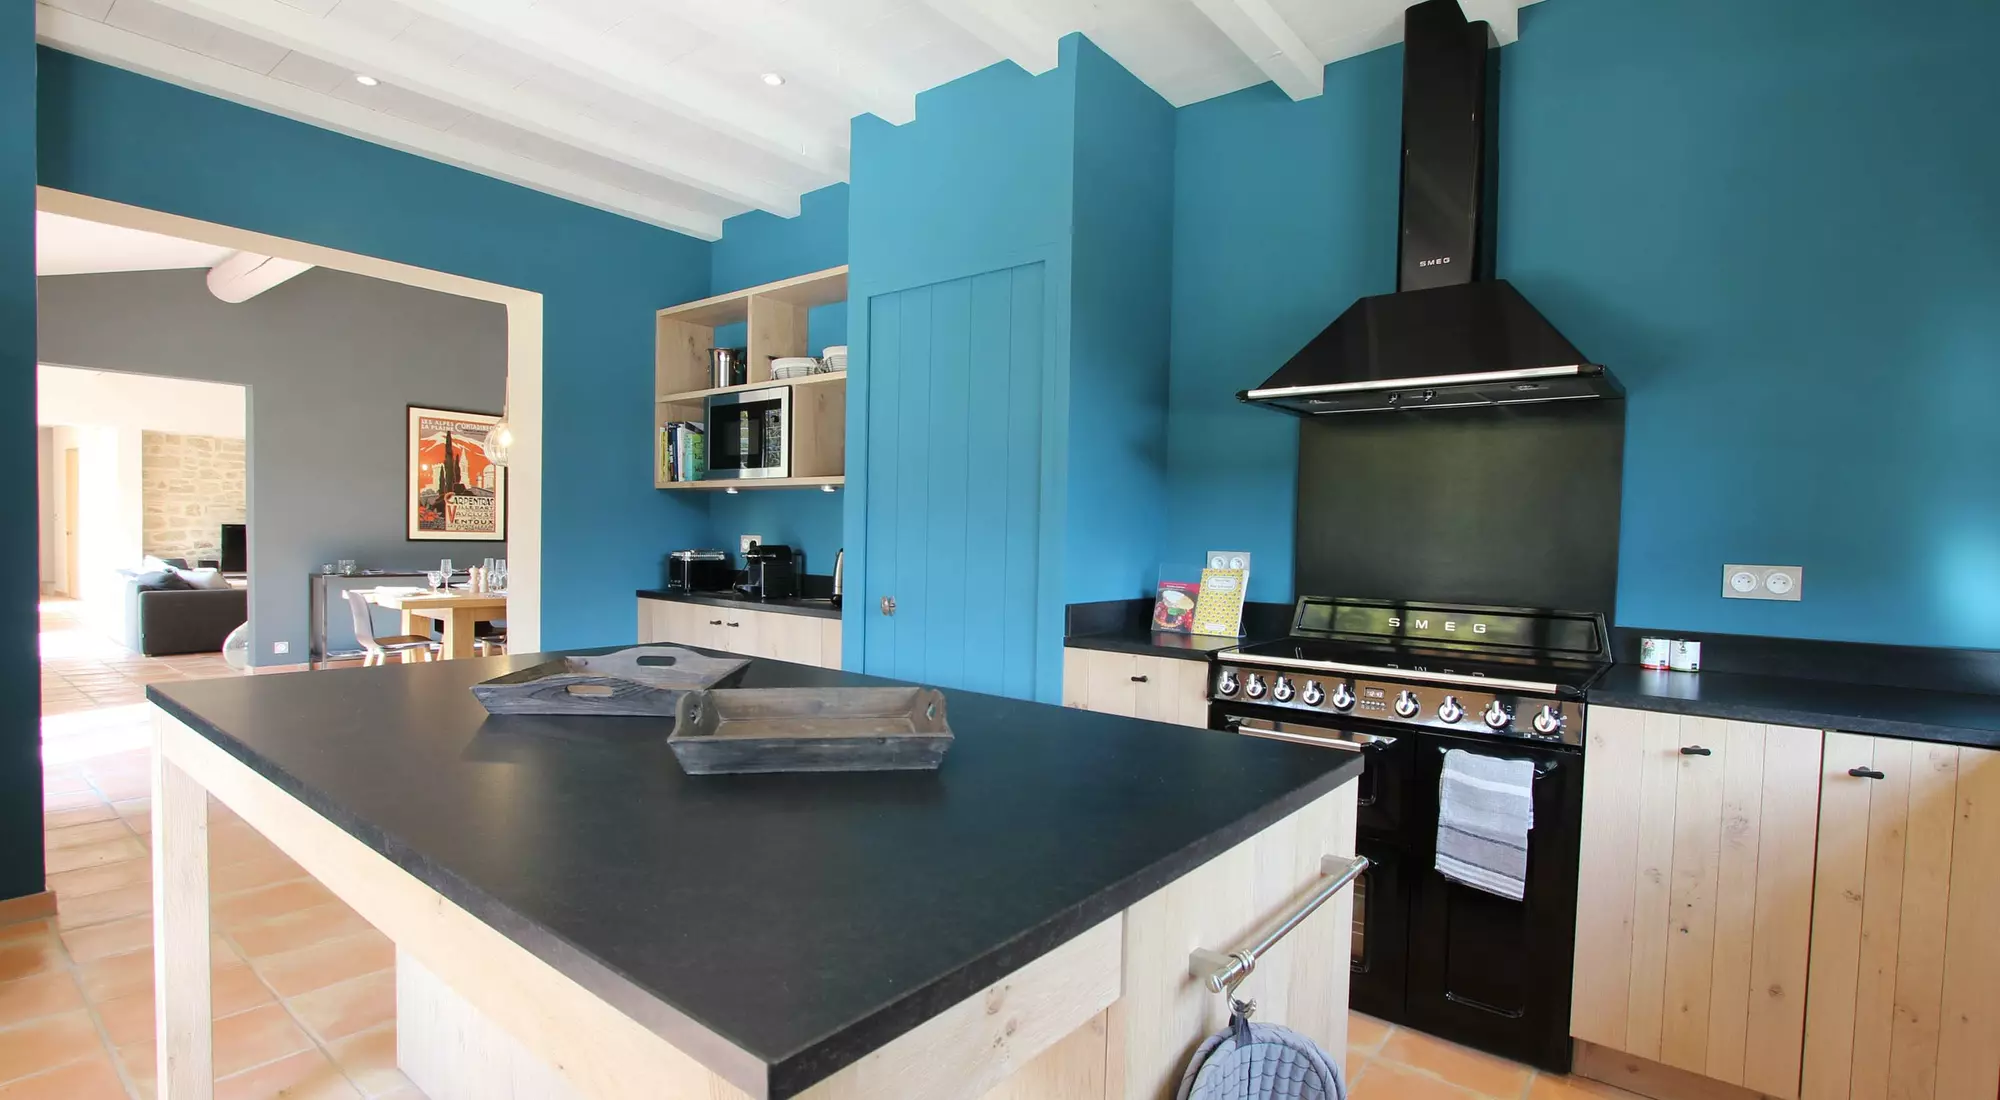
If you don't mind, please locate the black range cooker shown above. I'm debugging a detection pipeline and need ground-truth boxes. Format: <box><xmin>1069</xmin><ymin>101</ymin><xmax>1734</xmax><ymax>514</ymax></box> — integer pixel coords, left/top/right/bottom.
<box><xmin>1209</xmin><ymin>595</ymin><xmax>1611</xmax><ymax>1072</ymax></box>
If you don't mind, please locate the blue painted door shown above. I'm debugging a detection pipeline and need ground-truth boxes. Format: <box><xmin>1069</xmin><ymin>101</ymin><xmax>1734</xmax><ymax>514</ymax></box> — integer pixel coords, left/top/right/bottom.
<box><xmin>862</xmin><ymin>263</ymin><xmax>1045</xmax><ymax>697</ymax></box>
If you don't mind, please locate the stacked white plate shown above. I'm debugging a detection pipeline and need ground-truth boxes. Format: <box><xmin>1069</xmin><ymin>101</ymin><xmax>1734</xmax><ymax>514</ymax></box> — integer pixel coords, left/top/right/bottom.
<box><xmin>821</xmin><ymin>345</ymin><xmax>848</xmax><ymax>373</ymax></box>
<box><xmin>771</xmin><ymin>356</ymin><xmax>821</xmax><ymax>380</ymax></box>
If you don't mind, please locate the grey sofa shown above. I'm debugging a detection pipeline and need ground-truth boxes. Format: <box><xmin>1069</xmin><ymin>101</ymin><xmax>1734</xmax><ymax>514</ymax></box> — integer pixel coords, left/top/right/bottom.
<box><xmin>122</xmin><ymin>581</ymin><xmax>247</xmax><ymax>656</ymax></box>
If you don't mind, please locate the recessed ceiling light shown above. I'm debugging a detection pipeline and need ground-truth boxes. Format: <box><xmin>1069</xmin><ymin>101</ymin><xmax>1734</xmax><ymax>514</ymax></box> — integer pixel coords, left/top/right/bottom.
<box><xmin>353</xmin><ymin>74</ymin><xmax>380</xmax><ymax>87</ymax></box>
<box><xmin>761</xmin><ymin>72</ymin><xmax>785</xmax><ymax>87</ymax></box>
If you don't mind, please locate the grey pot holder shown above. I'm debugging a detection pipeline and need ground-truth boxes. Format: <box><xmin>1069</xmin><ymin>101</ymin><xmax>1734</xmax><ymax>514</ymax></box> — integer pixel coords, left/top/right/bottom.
<box><xmin>1175</xmin><ymin>1007</ymin><xmax>1348</xmax><ymax>1100</ymax></box>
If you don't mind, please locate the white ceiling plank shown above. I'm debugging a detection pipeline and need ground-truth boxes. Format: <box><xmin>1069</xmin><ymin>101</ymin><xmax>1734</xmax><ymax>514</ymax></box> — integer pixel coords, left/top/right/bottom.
<box><xmin>918</xmin><ymin>0</ymin><xmax>1059</xmax><ymax>75</ymax></box>
<box><xmin>650</xmin><ymin>0</ymin><xmax>921</xmax><ymax>125</ymax></box>
<box><xmin>139</xmin><ymin>0</ymin><xmax>802</xmax><ymax>214</ymax></box>
<box><xmin>392</xmin><ymin>0</ymin><xmax>847</xmax><ymax>180</ymax></box>
<box><xmin>1185</xmin><ymin>0</ymin><xmax>1322</xmax><ymax>101</ymax></box>
<box><xmin>1459</xmin><ymin>0</ymin><xmax>1521</xmax><ymax>46</ymax></box>
<box><xmin>35</xmin><ymin>4</ymin><xmax>727</xmax><ymax>238</ymax></box>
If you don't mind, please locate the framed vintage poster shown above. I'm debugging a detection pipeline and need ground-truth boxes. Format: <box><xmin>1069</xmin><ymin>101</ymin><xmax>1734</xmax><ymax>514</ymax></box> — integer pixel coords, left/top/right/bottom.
<box><xmin>407</xmin><ymin>405</ymin><xmax>507</xmax><ymax>541</ymax></box>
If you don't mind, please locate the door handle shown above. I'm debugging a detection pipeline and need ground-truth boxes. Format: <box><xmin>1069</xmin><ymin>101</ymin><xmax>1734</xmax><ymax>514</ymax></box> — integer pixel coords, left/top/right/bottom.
<box><xmin>1130</xmin><ymin>675</ymin><xmax>1149</xmax><ymax>683</ymax></box>
<box><xmin>726</xmin><ymin>622</ymin><xmax>741</xmax><ymax>628</ymax></box>
<box><xmin>707</xmin><ymin>619</ymin><xmax>723</xmax><ymax>626</ymax></box>
<box><xmin>1849</xmin><ymin>767</ymin><xmax>1886</xmax><ymax>780</ymax></box>
<box><xmin>880</xmin><ymin>596</ymin><xmax>896</xmax><ymax>616</ymax></box>
<box><xmin>1680</xmin><ymin>746</ymin><xmax>1712</xmax><ymax>756</ymax></box>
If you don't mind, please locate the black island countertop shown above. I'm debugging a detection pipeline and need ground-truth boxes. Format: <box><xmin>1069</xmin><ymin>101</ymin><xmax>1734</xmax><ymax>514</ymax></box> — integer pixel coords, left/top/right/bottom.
<box><xmin>148</xmin><ymin>652</ymin><xmax>1360</xmax><ymax>1098</ymax></box>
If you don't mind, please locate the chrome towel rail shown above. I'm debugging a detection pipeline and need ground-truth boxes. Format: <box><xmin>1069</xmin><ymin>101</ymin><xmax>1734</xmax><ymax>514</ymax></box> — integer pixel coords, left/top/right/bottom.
<box><xmin>1188</xmin><ymin>854</ymin><xmax>1370</xmax><ymax>997</ymax></box>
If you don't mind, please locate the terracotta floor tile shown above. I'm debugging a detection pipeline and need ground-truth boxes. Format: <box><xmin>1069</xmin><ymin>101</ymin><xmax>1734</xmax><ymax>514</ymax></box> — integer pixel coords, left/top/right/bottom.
<box><xmin>0</xmin><ymin>1011</ymin><xmax>101</xmax><ymax>1085</ymax></box>
<box><xmin>44</xmin><ymin>837</ymin><xmax>148</xmax><ymax>876</ymax></box>
<box><xmin>1348</xmin><ymin>1011</ymin><xmax>1393</xmax><ymax>1055</ymax></box>
<box><xmin>111</xmin><ymin>799</ymin><xmax>149</xmax><ymax>822</ymax></box>
<box><xmin>43</xmin><ymin>820</ymin><xmax>137</xmax><ymax>852</ymax></box>
<box><xmin>92</xmin><ymin>968</ymin><xmax>277</xmax><ymax>1048</ymax></box>
<box><xmin>1526</xmin><ymin>1074</ymin><xmax>1648</xmax><ymax>1100</ymax></box>
<box><xmin>0</xmin><ymin>938</ymin><xmax>64</xmax><ymax>985</ymax></box>
<box><xmin>0</xmin><ymin>924</ymin><xmax>50</xmax><ymax>949</ymax></box>
<box><xmin>213</xmin><ymin>880</ymin><xmax>336</xmax><ymax>931</ymax></box>
<box><xmin>1380</xmin><ymin>1028</ymin><xmax>1535</xmax><ymax>1099</ymax></box>
<box><xmin>287</xmin><ymin>970</ymin><xmax>395</xmax><ymax>1044</ymax></box>
<box><xmin>56</xmin><ymin>882</ymin><xmax>154</xmax><ymax>931</ymax></box>
<box><xmin>0</xmin><ymin>1055</ymin><xmax>127</xmax><ymax>1099</ymax></box>
<box><xmin>216</xmin><ymin>1048</ymin><xmax>363</xmax><ymax>1100</ymax></box>
<box><xmin>114</xmin><ymin>1040</ymin><xmax>153</xmax><ymax>1099</ymax></box>
<box><xmin>43</xmin><ymin>804</ymin><xmax>118</xmax><ymax>831</ymax></box>
<box><xmin>59</xmin><ymin>914</ymin><xmax>153</xmax><ymax>964</ymax></box>
<box><xmin>227</xmin><ymin>903</ymin><xmax>373</xmax><ymax>960</ymax></box>
<box><xmin>210</xmin><ymin>852</ymin><xmax>308</xmax><ymax>899</ymax></box>
<box><xmin>47</xmin><ymin>855</ymin><xmax>150</xmax><ymax>900</ymax></box>
<box><xmin>327</xmin><ymin>1023</ymin><xmax>411</xmax><ymax>1097</ymax></box>
<box><xmin>253</xmin><ymin>932</ymin><xmax>393</xmax><ymax>998</ymax></box>
<box><xmin>212</xmin><ymin>1002</ymin><xmax>315</xmax><ymax>1078</ymax></box>
<box><xmin>41</xmin><ymin>789</ymin><xmax>112</xmax><ymax>816</ymax></box>
<box><xmin>371</xmin><ymin>1087</ymin><xmax>426</xmax><ymax>1100</ymax></box>
<box><xmin>78</xmin><ymin>942</ymin><xmax>240</xmax><ymax>1003</ymax></box>
<box><xmin>1349</xmin><ymin>1054</ymin><xmax>1487</xmax><ymax>1100</ymax></box>
<box><xmin>212</xmin><ymin>961</ymin><xmax>279</xmax><ymax>1018</ymax></box>
<box><xmin>0</xmin><ymin>971</ymin><xmax>85</xmax><ymax>1026</ymax></box>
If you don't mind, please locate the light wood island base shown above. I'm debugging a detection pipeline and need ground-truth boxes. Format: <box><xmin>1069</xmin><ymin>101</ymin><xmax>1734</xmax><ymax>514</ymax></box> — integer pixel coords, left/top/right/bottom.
<box><xmin>149</xmin><ymin>707</ymin><xmax>1359</xmax><ymax>1100</ymax></box>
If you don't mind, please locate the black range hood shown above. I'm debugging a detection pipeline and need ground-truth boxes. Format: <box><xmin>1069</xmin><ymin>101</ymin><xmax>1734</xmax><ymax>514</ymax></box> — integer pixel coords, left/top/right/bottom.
<box><xmin>1239</xmin><ymin>0</ymin><xmax>1621</xmax><ymax>416</ymax></box>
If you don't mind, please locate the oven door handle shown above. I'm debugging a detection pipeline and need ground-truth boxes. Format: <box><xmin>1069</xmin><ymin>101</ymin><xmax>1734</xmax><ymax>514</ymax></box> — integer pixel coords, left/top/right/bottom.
<box><xmin>1224</xmin><ymin>715</ymin><xmax>1397</xmax><ymax>752</ymax></box>
<box><xmin>1436</xmin><ymin>744</ymin><xmax>1558</xmax><ymax>778</ymax></box>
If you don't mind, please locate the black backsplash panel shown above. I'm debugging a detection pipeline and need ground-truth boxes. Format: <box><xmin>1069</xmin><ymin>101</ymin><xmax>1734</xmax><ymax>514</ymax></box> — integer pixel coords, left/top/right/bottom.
<box><xmin>1294</xmin><ymin>400</ymin><xmax>1624</xmax><ymax>618</ymax></box>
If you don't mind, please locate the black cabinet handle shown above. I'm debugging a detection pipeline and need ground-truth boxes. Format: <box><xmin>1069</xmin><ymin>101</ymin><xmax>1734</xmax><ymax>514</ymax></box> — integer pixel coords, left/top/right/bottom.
<box><xmin>726</xmin><ymin>622</ymin><xmax>741</xmax><ymax>628</ymax></box>
<box><xmin>1849</xmin><ymin>767</ymin><xmax>1886</xmax><ymax>780</ymax></box>
<box><xmin>1680</xmin><ymin>746</ymin><xmax>1712</xmax><ymax>756</ymax></box>
<box><xmin>708</xmin><ymin>619</ymin><xmax>723</xmax><ymax>626</ymax></box>
<box><xmin>1130</xmin><ymin>675</ymin><xmax>1148</xmax><ymax>683</ymax></box>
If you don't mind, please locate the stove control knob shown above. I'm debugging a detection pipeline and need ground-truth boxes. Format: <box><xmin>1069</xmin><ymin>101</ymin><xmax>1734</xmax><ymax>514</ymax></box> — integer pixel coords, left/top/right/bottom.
<box><xmin>1532</xmin><ymin>705</ymin><xmax>1565</xmax><ymax>736</ymax></box>
<box><xmin>1301</xmin><ymin>680</ymin><xmax>1326</xmax><ymax>707</ymax></box>
<box><xmin>1245</xmin><ymin>673</ymin><xmax>1268</xmax><ymax>700</ymax></box>
<box><xmin>1329</xmin><ymin>683</ymin><xmax>1355</xmax><ymax>710</ymax></box>
<box><xmin>1216</xmin><ymin>669</ymin><xmax>1239</xmax><ymax>697</ymax></box>
<box><xmin>1393</xmin><ymin>690</ymin><xmax>1421</xmax><ymax>719</ymax></box>
<box><xmin>1272</xmin><ymin>676</ymin><xmax>1295</xmax><ymax>703</ymax></box>
<box><xmin>1483</xmin><ymin>699</ymin><xmax>1513</xmax><ymax>730</ymax></box>
<box><xmin>1437</xmin><ymin>695</ymin><xmax>1464</xmax><ymax>724</ymax></box>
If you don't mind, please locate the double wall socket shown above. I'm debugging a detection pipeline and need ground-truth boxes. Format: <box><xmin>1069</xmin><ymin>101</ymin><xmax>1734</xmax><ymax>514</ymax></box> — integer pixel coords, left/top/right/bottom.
<box><xmin>740</xmin><ymin>534</ymin><xmax>763</xmax><ymax>555</ymax></box>
<box><xmin>1722</xmin><ymin>564</ymin><xmax>1803</xmax><ymax>601</ymax></box>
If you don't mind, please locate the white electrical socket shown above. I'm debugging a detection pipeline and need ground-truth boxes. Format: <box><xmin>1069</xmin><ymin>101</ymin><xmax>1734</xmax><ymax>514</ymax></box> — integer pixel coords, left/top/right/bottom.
<box><xmin>272</xmin><ymin>640</ymin><xmax>290</xmax><ymax>654</ymax></box>
<box><xmin>741</xmin><ymin>534</ymin><xmax>763</xmax><ymax>554</ymax></box>
<box><xmin>1722</xmin><ymin>564</ymin><xmax>1803</xmax><ymax>602</ymax></box>
<box><xmin>1204</xmin><ymin>549</ymin><xmax>1253</xmax><ymax>574</ymax></box>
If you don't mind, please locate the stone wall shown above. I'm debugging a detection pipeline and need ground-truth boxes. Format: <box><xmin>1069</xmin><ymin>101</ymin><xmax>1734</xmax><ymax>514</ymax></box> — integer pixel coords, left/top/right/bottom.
<box><xmin>142</xmin><ymin>432</ymin><xmax>246</xmax><ymax>564</ymax></box>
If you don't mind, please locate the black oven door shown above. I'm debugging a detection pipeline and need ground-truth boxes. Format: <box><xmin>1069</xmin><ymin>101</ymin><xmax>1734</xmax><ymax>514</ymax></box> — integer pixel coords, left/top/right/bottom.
<box><xmin>1404</xmin><ymin>730</ymin><xmax>1581</xmax><ymax>1073</ymax></box>
<box><xmin>1210</xmin><ymin>704</ymin><xmax>1409</xmax><ymax>837</ymax></box>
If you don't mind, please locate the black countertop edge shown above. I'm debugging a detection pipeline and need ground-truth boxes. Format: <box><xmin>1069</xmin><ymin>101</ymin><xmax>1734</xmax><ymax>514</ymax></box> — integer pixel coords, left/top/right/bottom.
<box><xmin>637</xmin><ymin>589</ymin><xmax>842</xmax><ymax>620</ymax></box>
<box><xmin>1589</xmin><ymin>665</ymin><xmax>2000</xmax><ymax>751</ymax></box>
<box><xmin>767</xmin><ymin>750</ymin><xmax>1365</xmax><ymax>1095</ymax></box>
<box><xmin>1064</xmin><ymin>630</ymin><xmax>1247</xmax><ymax>662</ymax></box>
<box><xmin>1065</xmin><ymin>598</ymin><xmax>1292</xmax><ymax>663</ymax></box>
<box><xmin>144</xmin><ymin>686</ymin><xmax>774</xmax><ymax>1093</ymax></box>
<box><xmin>1610</xmin><ymin>626</ymin><xmax>2000</xmax><ymax>696</ymax></box>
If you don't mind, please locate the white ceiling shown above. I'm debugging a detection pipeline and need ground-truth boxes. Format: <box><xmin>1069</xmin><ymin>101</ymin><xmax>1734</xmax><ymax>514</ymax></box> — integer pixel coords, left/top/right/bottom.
<box><xmin>36</xmin><ymin>210</ymin><xmax>236</xmax><ymax>274</ymax></box>
<box><xmin>35</xmin><ymin>0</ymin><xmax>1538</xmax><ymax>241</ymax></box>
<box><xmin>38</xmin><ymin>364</ymin><xmax>247</xmax><ymax>436</ymax></box>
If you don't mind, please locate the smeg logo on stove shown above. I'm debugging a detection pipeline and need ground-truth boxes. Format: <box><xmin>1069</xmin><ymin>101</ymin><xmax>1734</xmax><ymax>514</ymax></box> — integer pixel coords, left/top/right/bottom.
<box><xmin>1386</xmin><ymin>616</ymin><xmax>1488</xmax><ymax>635</ymax></box>
<box><xmin>1417</xmin><ymin>256</ymin><xmax>1452</xmax><ymax>268</ymax></box>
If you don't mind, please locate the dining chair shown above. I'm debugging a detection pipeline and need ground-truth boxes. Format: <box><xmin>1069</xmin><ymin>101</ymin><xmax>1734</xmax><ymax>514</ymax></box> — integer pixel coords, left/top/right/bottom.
<box><xmin>346</xmin><ymin>590</ymin><xmax>439</xmax><ymax>666</ymax></box>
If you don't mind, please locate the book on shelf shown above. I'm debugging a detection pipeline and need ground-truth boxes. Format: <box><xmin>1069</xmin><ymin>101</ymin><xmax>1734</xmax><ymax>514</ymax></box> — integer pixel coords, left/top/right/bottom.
<box><xmin>660</xmin><ymin>422</ymin><xmax>706</xmax><ymax>483</ymax></box>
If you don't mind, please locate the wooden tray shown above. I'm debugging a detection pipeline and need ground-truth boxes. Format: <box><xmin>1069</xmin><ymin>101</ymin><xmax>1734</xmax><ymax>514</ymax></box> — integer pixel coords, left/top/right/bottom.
<box><xmin>668</xmin><ymin>687</ymin><xmax>952</xmax><ymax>774</ymax></box>
<box><xmin>471</xmin><ymin>646</ymin><xmax>749</xmax><ymax>717</ymax></box>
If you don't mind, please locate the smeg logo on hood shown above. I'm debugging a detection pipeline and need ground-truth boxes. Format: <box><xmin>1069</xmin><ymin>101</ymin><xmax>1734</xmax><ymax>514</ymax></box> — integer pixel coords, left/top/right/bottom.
<box><xmin>1417</xmin><ymin>256</ymin><xmax>1453</xmax><ymax>268</ymax></box>
<box><xmin>1387</xmin><ymin>616</ymin><xmax>1487</xmax><ymax>635</ymax></box>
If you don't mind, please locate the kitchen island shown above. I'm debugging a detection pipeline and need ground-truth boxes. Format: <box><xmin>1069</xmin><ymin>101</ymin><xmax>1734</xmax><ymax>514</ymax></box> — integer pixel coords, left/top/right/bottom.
<box><xmin>145</xmin><ymin>651</ymin><xmax>1363</xmax><ymax>1100</ymax></box>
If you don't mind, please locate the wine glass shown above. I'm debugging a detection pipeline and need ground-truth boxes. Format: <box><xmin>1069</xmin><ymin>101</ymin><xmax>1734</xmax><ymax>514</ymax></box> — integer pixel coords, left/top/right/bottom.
<box><xmin>439</xmin><ymin>559</ymin><xmax>454</xmax><ymax>588</ymax></box>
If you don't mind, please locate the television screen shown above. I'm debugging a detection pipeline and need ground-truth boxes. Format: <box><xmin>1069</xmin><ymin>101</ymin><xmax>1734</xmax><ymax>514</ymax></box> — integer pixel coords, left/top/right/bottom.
<box><xmin>220</xmin><ymin>523</ymin><xmax>247</xmax><ymax>574</ymax></box>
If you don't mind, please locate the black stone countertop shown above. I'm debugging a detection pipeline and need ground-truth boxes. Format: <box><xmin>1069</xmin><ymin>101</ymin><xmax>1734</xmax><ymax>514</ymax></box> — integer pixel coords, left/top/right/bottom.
<box><xmin>1591</xmin><ymin>665</ymin><xmax>2000</xmax><ymax>750</ymax></box>
<box><xmin>148</xmin><ymin>653</ymin><xmax>1361</xmax><ymax>1098</ymax></box>
<box><xmin>1063</xmin><ymin>597</ymin><xmax>1294</xmax><ymax>663</ymax></box>
<box><xmin>637</xmin><ymin>588</ymin><xmax>841</xmax><ymax>620</ymax></box>
<box><xmin>1065</xmin><ymin>628</ymin><xmax>1250</xmax><ymax>662</ymax></box>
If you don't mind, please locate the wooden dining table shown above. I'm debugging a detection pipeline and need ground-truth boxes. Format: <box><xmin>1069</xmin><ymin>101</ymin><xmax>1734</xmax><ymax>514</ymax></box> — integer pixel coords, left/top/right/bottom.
<box><xmin>370</xmin><ymin>588</ymin><xmax>508</xmax><ymax>660</ymax></box>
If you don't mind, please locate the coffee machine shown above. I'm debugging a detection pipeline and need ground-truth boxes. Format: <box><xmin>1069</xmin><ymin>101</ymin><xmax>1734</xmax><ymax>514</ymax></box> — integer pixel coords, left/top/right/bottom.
<box><xmin>738</xmin><ymin>543</ymin><xmax>799</xmax><ymax>600</ymax></box>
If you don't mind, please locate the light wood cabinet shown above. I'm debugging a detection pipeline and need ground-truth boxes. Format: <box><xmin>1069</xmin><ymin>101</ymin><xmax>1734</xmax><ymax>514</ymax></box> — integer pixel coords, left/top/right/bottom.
<box><xmin>635</xmin><ymin>598</ymin><xmax>842</xmax><ymax>670</ymax></box>
<box><xmin>1572</xmin><ymin>707</ymin><xmax>1822</xmax><ymax>1098</ymax></box>
<box><xmin>1800</xmin><ymin>734</ymin><xmax>2000</xmax><ymax>1100</ymax></box>
<box><xmin>1060</xmin><ymin>647</ymin><xmax>1210</xmax><ymax>729</ymax></box>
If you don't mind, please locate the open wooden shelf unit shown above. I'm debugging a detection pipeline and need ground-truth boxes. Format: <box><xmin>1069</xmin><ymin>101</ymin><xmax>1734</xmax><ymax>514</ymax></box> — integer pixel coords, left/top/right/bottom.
<box><xmin>655</xmin><ymin>265</ymin><xmax>847</xmax><ymax>490</ymax></box>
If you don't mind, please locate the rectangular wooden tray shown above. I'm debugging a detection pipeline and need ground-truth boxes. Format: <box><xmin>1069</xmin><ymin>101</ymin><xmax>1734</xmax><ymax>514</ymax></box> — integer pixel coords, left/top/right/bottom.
<box><xmin>668</xmin><ymin>687</ymin><xmax>952</xmax><ymax>774</ymax></box>
<box><xmin>471</xmin><ymin>646</ymin><xmax>750</xmax><ymax>717</ymax></box>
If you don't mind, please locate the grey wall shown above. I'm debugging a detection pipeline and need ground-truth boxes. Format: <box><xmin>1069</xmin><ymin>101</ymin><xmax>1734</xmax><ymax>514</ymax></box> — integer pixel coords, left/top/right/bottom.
<box><xmin>36</xmin><ymin>266</ymin><xmax>506</xmax><ymax>664</ymax></box>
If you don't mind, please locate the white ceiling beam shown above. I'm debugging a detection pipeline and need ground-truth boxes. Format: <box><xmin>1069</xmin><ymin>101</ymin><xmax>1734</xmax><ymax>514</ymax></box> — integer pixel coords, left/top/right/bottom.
<box><xmin>206</xmin><ymin>251</ymin><xmax>314</xmax><ymax>302</ymax></box>
<box><xmin>1186</xmin><ymin>0</ymin><xmax>1323</xmax><ymax>101</ymax></box>
<box><xmin>35</xmin><ymin>6</ymin><xmax>726</xmax><ymax>239</ymax></box>
<box><xmin>392</xmin><ymin>0</ymin><xmax>847</xmax><ymax>181</ymax></box>
<box><xmin>652</xmin><ymin>0</ymin><xmax>921</xmax><ymax>126</ymax></box>
<box><xmin>144</xmin><ymin>0</ymin><xmax>799</xmax><ymax>215</ymax></box>
<box><xmin>1460</xmin><ymin>0</ymin><xmax>1523</xmax><ymax>46</ymax></box>
<box><xmin>919</xmin><ymin>0</ymin><xmax>1060</xmax><ymax>76</ymax></box>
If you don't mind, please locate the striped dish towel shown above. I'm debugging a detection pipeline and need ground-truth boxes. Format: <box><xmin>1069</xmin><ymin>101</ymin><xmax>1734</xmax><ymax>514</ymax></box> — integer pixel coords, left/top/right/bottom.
<box><xmin>1435</xmin><ymin>749</ymin><xmax>1535</xmax><ymax>901</ymax></box>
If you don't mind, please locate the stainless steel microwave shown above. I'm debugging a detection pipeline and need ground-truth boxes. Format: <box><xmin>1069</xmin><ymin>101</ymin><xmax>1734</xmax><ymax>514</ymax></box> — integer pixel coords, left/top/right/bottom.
<box><xmin>705</xmin><ymin>385</ymin><xmax>790</xmax><ymax>480</ymax></box>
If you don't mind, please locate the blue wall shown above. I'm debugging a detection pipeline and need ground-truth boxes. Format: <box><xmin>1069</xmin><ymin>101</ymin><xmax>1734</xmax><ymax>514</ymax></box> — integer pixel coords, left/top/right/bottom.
<box><xmin>707</xmin><ymin>184</ymin><xmax>849</xmax><ymax>572</ymax></box>
<box><xmin>2</xmin><ymin>1</ymin><xmax>45</xmax><ymax>899</ymax></box>
<box><xmin>1170</xmin><ymin>0</ymin><xmax>2000</xmax><ymax>648</ymax></box>
<box><xmin>1065</xmin><ymin>38</ymin><xmax>1176</xmax><ymax>603</ymax></box>
<box><xmin>35</xmin><ymin>49</ymin><xmax>712</xmax><ymax>649</ymax></box>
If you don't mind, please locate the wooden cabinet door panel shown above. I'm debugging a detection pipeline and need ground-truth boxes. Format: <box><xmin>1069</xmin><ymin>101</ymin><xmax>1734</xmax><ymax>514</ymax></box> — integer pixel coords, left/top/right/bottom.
<box><xmin>821</xmin><ymin>619</ymin><xmax>842</xmax><ymax>670</ymax></box>
<box><xmin>1175</xmin><ymin>659</ymin><xmax>1213</xmax><ymax>728</ymax></box>
<box><xmin>1131</xmin><ymin>657</ymin><xmax>1181</xmax><ymax>724</ymax></box>
<box><xmin>1573</xmin><ymin>706</ymin><xmax>1819</xmax><ymax>1098</ymax></box>
<box><xmin>764</xmin><ymin>613</ymin><xmax>824</xmax><ymax>667</ymax></box>
<box><xmin>1083</xmin><ymin>651</ymin><xmax>1138</xmax><ymax>718</ymax></box>
<box><xmin>1803</xmin><ymin>736</ymin><xmax>2000</xmax><ymax>1100</ymax></box>
<box><xmin>1062</xmin><ymin>648</ymin><xmax>1090</xmax><ymax>709</ymax></box>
